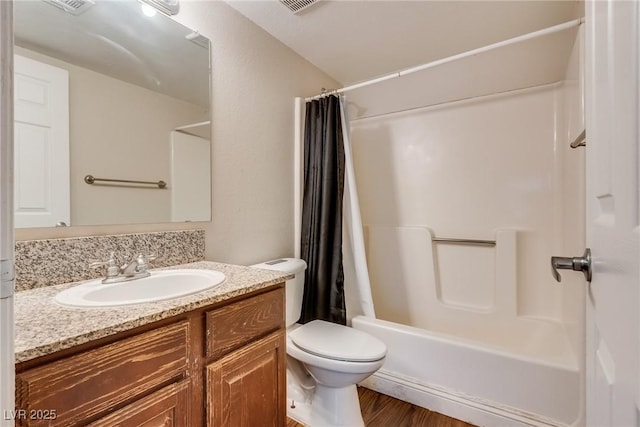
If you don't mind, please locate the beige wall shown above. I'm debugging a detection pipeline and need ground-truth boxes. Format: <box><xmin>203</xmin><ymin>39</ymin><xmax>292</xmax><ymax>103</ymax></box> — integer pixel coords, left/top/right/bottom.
<box><xmin>16</xmin><ymin>2</ymin><xmax>339</xmax><ymax>267</ymax></box>
<box><xmin>68</xmin><ymin>61</ymin><xmax>208</xmax><ymax>226</ymax></box>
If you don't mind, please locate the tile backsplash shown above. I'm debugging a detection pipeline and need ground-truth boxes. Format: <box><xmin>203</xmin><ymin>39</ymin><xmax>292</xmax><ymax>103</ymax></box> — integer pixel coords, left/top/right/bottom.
<box><xmin>15</xmin><ymin>230</ymin><xmax>205</xmax><ymax>291</ymax></box>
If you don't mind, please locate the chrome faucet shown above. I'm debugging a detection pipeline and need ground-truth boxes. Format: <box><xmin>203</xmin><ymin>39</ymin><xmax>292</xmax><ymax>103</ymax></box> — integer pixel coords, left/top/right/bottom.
<box><xmin>90</xmin><ymin>252</ymin><xmax>156</xmax><ymax>284</ymax></box>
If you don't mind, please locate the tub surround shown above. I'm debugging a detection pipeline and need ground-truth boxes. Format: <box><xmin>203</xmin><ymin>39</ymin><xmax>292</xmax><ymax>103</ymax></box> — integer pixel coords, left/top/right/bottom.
<box><xmin>14</xmin><ymin>261</ymin><xmax>292</xmax><ymax>363</ymax></box>
<box><xmin>15</xmin><ymin>229</ymin><xmax>205</xmax><ymax>291</ymax></box>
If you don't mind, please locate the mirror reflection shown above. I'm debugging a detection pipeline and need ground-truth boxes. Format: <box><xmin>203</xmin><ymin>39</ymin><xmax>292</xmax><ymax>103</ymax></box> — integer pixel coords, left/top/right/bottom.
<box><xmin>13</xmin><ymin>0</ymin><xmax>211</xmax><ymax>228</ymax></box>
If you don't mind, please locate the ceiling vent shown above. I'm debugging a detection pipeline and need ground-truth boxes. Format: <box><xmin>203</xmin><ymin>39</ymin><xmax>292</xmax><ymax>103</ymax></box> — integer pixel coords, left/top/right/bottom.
<box><xmin>42</xmin><ymin>0</ymin><xmax>94</xmax><ymax>15</ymax></box>
<box><xmin>279</xmin><ymin>0</ymin><xmax>321</xmax><ymax>15</ymax></box>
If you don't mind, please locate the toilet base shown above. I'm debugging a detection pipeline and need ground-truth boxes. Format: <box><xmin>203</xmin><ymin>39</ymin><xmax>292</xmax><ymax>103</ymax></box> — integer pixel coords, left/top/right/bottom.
<box><xmin>310</xmin><ymin>383</ymin><xmax>364</xmax><ymax>427</ymax></box>
<box><xmin>287</xmin><ymin>363</ymin><xmax>314</xmax><ymax>426</ymax></box>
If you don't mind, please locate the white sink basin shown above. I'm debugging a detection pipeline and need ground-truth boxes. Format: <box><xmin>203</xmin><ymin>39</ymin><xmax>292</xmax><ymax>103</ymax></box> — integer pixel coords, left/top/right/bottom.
<box><xmin>55</xmin><ymin>269</ymin><xmax>226</xmax><ymax>308</ymax></box>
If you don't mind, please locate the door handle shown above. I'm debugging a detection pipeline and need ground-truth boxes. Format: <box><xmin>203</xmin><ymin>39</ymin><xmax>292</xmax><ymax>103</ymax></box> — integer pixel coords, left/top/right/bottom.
<box><xmin>551</xmin><ymin>248</ymin><xmax>592</xmax><ymax>283</ymax></box>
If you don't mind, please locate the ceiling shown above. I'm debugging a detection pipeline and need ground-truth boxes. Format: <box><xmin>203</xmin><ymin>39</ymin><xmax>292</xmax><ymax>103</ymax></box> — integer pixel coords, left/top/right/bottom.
<box><xmin>13</xmin><ymin>0</ymin><xmax>581</xmax><ymax>113</ymax></box>
<box><xmin>225</xmin><ymin>0</ymin><xmax>582</xmax><ymax>87</ymax></box>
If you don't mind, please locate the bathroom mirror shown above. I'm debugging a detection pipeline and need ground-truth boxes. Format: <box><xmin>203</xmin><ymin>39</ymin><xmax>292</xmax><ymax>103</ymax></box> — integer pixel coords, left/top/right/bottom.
<box><xmin>13</xmin><ymin>0</ymin><xmax>211</xmax><ymax>228</ymax></box>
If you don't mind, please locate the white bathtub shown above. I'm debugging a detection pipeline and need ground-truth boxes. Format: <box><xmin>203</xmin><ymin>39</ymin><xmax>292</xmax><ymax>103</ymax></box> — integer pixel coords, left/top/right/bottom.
<box><xmin>352</xmin><ymin>315</ymin><xmax>580</xmax><ymax>427</ymax></box>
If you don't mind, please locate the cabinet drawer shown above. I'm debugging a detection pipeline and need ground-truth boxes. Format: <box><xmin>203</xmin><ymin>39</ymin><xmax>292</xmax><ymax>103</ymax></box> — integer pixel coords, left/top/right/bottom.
<box><xmin>87</xmin><ymin>380</ymin><xmax>190</xmax><ymax>426</ymax></box>
<box><xmin>16</xmin><ymin>321</ymin><xmax>189</xmax><ymax>426</ymax></box>
<box><xmin>206</xmin><ymin>287</ymin><xmax>284</xmax><ymax>359</ymax></box>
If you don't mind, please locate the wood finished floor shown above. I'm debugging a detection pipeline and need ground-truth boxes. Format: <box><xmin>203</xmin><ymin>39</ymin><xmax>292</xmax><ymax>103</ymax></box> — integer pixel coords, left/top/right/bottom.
<box><xmin>286</xmin><ymin>387</ymin><xmax>476</xmax><ymax>427</ymax></box>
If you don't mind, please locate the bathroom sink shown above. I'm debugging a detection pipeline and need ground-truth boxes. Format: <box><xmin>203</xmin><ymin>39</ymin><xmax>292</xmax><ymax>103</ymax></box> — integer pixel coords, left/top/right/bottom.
<box><xmin>55</xmin><ymin>269</ymin><xmax>226</xmax><ymax>308</ymax></box>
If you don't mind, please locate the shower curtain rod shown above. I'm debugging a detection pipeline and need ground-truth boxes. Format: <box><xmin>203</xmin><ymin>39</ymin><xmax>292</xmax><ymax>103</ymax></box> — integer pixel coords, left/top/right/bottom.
<box><xmin>305</xmin><ymin>18</ymin><xmax>583</xmax><ymax>101</ymax></box>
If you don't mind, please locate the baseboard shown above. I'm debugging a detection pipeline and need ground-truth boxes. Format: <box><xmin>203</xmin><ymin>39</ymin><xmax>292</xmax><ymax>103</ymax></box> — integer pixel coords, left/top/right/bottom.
<box><xmin>360</xmin><ymin>370</ymin><xmax>568</xmax><ymax>427</ymax></box>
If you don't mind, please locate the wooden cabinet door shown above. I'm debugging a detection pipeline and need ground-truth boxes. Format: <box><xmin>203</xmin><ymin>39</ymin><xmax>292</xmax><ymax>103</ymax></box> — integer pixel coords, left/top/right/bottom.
<box><xmin>206</xmin><ymin>331</ymin><xmax>286</xmax><ymax>427</ymax></box>
<box><xmin>87</xmin><ymin>380</ymin><xmax>190</xmax><ymax>427</ymax></box>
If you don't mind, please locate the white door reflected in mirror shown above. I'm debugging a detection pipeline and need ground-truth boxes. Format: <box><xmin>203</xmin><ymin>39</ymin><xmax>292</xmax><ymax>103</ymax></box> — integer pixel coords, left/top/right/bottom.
<box><xmin>14</xmin><ymin>55</ymin><xmax>70</xmax><ymax>228</ymax></box>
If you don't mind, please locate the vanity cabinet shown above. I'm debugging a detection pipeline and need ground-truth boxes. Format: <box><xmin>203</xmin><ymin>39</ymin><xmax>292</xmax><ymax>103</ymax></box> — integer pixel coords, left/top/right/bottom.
<box><xmin>15</xmin><ymin>285</ymin><xmax>285</xmax><ymax>427</ymax></box>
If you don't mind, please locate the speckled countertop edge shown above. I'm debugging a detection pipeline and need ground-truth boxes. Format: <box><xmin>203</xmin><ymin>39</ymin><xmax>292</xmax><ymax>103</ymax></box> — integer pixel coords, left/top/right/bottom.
<box><xmin>14</xmin><ymin>261</ymin><xmax>292</xmax><ymax>363</ymax></box>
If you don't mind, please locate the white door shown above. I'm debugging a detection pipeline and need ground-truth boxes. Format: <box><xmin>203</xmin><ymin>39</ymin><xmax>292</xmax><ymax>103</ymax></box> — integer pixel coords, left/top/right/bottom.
<box><xmin>585</xmin><ymin>0</ymin><xmax>640</xmax><ymax>425</ymax></box>
<box><xmin>14</xmin><ymin>54</ymin><xmax>70</xmax><ymax>228</ymax></box>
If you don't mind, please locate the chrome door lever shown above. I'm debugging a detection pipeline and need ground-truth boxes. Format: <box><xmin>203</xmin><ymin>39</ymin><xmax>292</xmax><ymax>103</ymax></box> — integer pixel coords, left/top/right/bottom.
<box><xmin>551</xmin><ymin>248</ymin><xmax>592</xmax><ymax>283</ymax></box>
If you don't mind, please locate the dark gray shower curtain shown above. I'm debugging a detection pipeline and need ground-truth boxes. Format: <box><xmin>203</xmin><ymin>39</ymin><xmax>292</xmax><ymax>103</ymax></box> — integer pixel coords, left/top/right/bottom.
<box><xmin>299</xmin><ymin>95</ymin><xmax>346</xmax><ymax>325</ymax></box>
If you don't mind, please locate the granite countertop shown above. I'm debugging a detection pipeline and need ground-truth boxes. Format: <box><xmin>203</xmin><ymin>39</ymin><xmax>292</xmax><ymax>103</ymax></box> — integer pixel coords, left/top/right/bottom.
<box><xmin>14</xmin><ymin>261</ymin><xmax>292</xmax><ymax>364</ymax></box>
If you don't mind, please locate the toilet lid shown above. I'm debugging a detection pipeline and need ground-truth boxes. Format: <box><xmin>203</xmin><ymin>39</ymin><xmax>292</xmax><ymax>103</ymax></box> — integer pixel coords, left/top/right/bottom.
<box><xmin>289</xmin><ymin>320</ymin><xmax>387</xmax><ymax>362</ymax></box>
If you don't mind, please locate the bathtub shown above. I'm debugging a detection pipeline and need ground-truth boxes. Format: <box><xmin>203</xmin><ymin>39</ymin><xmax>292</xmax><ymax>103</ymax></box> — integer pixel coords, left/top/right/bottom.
<box><xmin>352</xmin><ymin>315</ymin><xmax>580</xmax><ymax>427</ymax></box>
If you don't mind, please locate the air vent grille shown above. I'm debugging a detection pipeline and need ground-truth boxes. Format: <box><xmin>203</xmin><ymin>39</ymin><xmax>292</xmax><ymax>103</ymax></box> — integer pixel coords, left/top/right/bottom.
<box><xmin>43</xmin><ymin>0</ymin><xmax>94</xmax><ymax>15</ymax></box>
<box><xmin>279</xmin><ymin>0</ymin><xmax>320</xmax><ymax>15</ymax></box>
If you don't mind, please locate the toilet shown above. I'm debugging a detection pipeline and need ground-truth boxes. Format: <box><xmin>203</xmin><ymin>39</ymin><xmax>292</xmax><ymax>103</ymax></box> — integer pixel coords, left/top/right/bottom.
<box><xmin>251</xmin><ymin>258</ymin><xmax>386</xmax><ymax>427</ymax></box>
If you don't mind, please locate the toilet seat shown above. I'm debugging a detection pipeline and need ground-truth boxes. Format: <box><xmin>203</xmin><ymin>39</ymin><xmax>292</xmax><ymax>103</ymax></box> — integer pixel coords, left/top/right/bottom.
<box><xmin>289</xmin><ymin>320</ymin><xmax>386</xmax><ymax>362</ymax></box>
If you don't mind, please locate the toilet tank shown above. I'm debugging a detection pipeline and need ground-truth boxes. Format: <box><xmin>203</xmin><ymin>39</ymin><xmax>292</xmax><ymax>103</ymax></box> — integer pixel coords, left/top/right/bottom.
<box><xmin>250</xmin><ymin>258</ymin><xmax>307</xmax><ymax>327</ymax></box>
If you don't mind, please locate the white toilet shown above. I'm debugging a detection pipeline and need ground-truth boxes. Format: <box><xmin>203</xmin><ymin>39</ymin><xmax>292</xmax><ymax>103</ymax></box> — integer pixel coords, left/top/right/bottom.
<box><xmin>251</xmin><ymin>258</ymin><xmax>386</xmax><ymax>427</ymax></box>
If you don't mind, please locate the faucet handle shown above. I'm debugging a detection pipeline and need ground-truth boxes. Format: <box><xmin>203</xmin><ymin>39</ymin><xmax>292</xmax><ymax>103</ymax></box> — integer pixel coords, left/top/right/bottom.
<box><xmin>135</xmin><ymin>253</ymin><xmax>156</xmax><ymax>273</ymax></box>
<box><xmin>90</xmin><ymin>252</ymin><xmax>121</xmax><ymax>278</ymax></box>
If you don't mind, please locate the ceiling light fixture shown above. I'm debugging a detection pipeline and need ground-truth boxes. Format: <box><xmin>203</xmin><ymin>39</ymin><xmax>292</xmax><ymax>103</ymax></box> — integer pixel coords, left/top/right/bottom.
<box><xmin>139</xmin><ymin>0</ymin><xmax>179</xmax><ymax>16</ymax></box>
<box><xmin>141</xmin><ymin>3</ymin><xmax>157</xmax><ymax>17</ymax></box>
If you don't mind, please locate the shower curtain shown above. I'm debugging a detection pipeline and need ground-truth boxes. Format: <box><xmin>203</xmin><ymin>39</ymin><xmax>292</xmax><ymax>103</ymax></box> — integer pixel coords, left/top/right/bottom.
<box><xmin>339</xmin><ymin>96</ymin><xmax>376</xmax><ymax>319</ymax></box>
<box><xmin>299</xmin><ymin>95</ymin><xmax>346</xmax><ymax>325</ymax></box>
